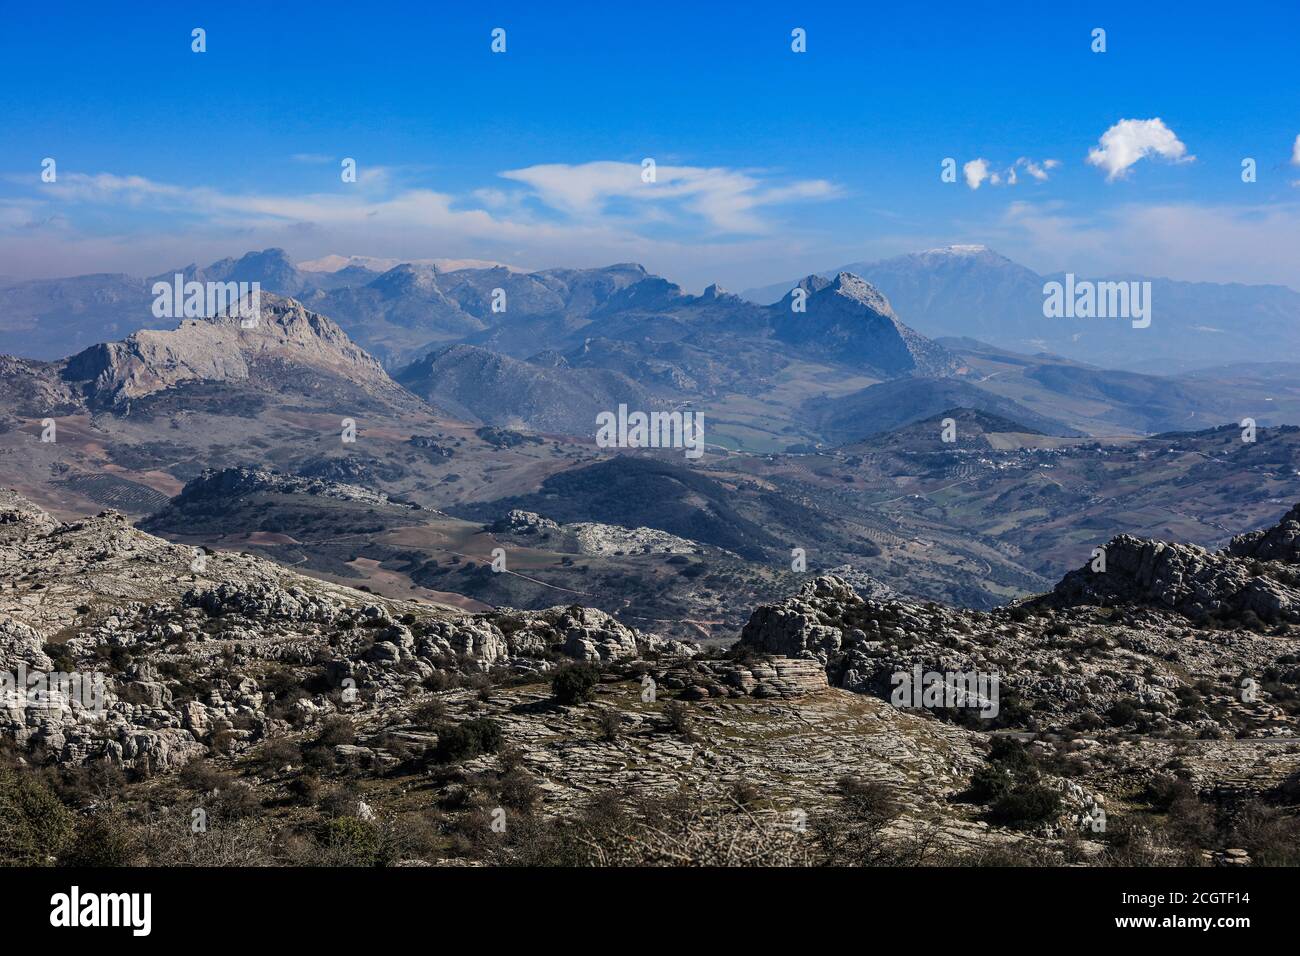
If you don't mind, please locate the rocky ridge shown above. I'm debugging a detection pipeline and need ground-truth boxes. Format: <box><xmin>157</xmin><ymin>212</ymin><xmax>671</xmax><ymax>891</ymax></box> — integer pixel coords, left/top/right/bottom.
<box><xmin>489</xmin><ymin>509</ymin><xmax>704</xmax><ymax>557</ymax></box>
<box><xmin>0</xmin><ymin>490</ymin><xmax>696</xmax><ymax>771</ymax></box>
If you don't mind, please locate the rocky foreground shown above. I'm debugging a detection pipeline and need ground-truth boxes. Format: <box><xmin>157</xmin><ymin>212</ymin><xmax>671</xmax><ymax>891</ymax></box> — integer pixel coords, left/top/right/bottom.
<box><xmin>1</xmin><ymin>490</ymin><xmax>1298</xmax><ymax>866</ymax></box>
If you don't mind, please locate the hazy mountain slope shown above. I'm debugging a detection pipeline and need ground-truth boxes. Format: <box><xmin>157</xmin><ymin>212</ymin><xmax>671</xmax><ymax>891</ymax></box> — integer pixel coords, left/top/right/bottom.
<box><xmin>304</xmin><ymin>264</ymin><xmax>487</xmax><ymax>365</ymax></box>
<box><xmin>395</xmin><ymin>343</ymin><xmax>662</xmax><ymax>436</ymax></box>
<box><xmin>0</xmin><ymin>272</ymin><xmax>157</xmax><ymax>360</ymax></box>
<box><xmin>0</xmin><ymin>293</ymin><xmax>594</xmax><ymax>524</ymax></box>
<box><xmin>153</xmin><ymin>247</ymin><xmax>312</xmax><ymax>296</ymax></box>
<box><xmin>940</xmin><ymin>339</ymin><xmax>1300</xmax><ymax>436</ymax></box>
<box><xmin>743</xmin><ymin>245</ymin><xmax>1300</xmax><ymax>372</ymax></box>
<box><xmin>806</xmin><ymin>376</ymin><xmax>1079</xmax><ymax>445</ymax></box>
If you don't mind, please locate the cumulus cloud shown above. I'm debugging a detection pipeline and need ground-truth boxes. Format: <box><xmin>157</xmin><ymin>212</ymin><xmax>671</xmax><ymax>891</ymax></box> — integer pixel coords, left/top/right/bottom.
<box><xmin>1086</xmin><ymin>118</ymin><xmax>1194</xmax><ymax>181</ymax></box>
<box><xmin>963</xmin><ymin>159</ymin><xmax>992</xmax><ymax>190</ymax></box>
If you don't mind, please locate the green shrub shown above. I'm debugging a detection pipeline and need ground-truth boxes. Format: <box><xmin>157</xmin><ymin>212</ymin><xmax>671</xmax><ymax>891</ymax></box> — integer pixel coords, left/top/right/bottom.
<box><xmin>316</xmin><ymin>716</ymin><xmax>356</xmax><ymax>747</ymax></box>
<box><xmin>494</xmin><ymin>767</ymin><xmax>542</xmax><ymax>813</ymax></box>
<box><xmin>256</xmin><ymin>737</ymin><xmax>302</xmax><ymax>772</ymax></box>
<box><xmin>987</xmin><ymin>736</ymin><xmax>1035</xmax><ymax>773</ymax></box>
<box><xmin>178</xmin><ymin>759</ymin><xmax>229</xmax><ymax>792</ymax></box>
<box><xmin>1107</xmin><ymin>700</ymin><xmax>1138</xmax><ymax>726</ymax></box>
<box><xmin>596</xmin><ymin>710</ymin><xmax>622</xmax><ymax>742</ymax></box>
<box><xmin>967</xmin><ymin>763</ymin><xmax>1015</xmax><ymax>802</ymax></box>
<box><xmin>663</xmin><ymin>700</ymin><xmax>694</xmax><ymax>739</ymax></box>
<box><xmin>62</xmin><ymin>812</ymin><xmax>139</xmax><ymax>867</ymax></box>
<box><xmin>323</xmin><ymin>816</ymin><xmax>381</xmax><ymax>866</ymax></box>
<box><xmin>433</xmin><ymin>717</ymin><xmax>504</xmax><ymax>763</ymax></box>
<box><xmin>287</xmin><ymin>773</ymin><xmax>322</xmax><ymax>804</ymax></box>
<box><xmin>551</xmin><ymin>663</ymin><xmax>601</xmax><ymax>705</ymax></box>
<box><xmin>413</xmin><ymin>697</ymin><xmax>449</xmax><ymax>723</ymax></box>
<box><xmin>835</xmin><ymin>777</ymin><xmax>899</xmax><ymax>825</ymax></box>
<box><xmin>989</xmin><ymin>784</ymin><xmax>1061</xmax><ymax>827</ymax></box>
<box><xmin>0</xmin><ymin>768</ymin><xmax>75</xmax><ymax>865</ymax></box>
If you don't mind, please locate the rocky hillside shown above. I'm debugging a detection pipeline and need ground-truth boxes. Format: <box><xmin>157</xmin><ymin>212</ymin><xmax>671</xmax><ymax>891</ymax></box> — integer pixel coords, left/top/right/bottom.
<box><xmin>488</xmin><ymin>508</ymin><xmax>704</xmax><ymax>557</ymax></box>
<box><xmin>1041</xmin><ymin>505</ymin><xmax>1300</xmax><ymax>625</ymax></box>
<box><xmin>396</xmin><ymin>343</ymin><xmax>662</xmax><ymax>437</ymax></box>
<box><xmin>0</xmin><ymin>489</ymin><xmax>691</xmax><ymax>771</ymax></box>
<box><xmin>2</xmin><ymin>491</ymin><xmax>1298</xmax><ymax>867</ymax></box>
<box><xmin>61</xmin><ymin>294</ymin><xmax>401</xmax><ymax>409</ymax></box>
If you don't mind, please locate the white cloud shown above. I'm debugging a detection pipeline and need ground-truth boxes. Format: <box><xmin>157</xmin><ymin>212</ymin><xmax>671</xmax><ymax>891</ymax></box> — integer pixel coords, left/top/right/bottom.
<box><xmin>1086</xmin><ymin>118</ymin><xmax>1194</xmax><ymax>181</ymax></box>
<box><xmin>963</xmin><ymin>159</ymin><xmax>992</xmax><ymax>190</ymax></box>
<box><xmin>964</xmin><ymin>157</ymin><xmax>1057</xmax><ymax>190</ymax></box>
<box><xmin>23</xmin><ymin>161</ymin><xmax>837</xmax><ymax>241</ymax></box>
<box><xmin>1021</xmin><ymin>158</ymin><xmax>1059</xmax><ymax>182</ymax></box>
<box><xmin>3</xmin><ymin>162</ymin><xmax>842</xmax><ymax>290</ymax></box>
<box><xmin>1291</xmin><ymin>134</ymin><xmax>1300</xmax><ymax>166</ymax></box>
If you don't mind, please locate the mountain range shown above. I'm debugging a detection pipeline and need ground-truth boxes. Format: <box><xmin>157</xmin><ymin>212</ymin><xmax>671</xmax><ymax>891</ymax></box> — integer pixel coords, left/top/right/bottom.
<box><xmin>9</xmin><ymin>247</ymin><xmax>1300</xmax><ymax>457</ymax></box>
<box><xmin>743</xmin><ymin>245</ymin><xmax>1300</xmax><ymax>373</ymax></box>
<box><xmin>5</xmin><ymin>246</ymin><xmax>1300</xmax><ymax>629</ymax></box>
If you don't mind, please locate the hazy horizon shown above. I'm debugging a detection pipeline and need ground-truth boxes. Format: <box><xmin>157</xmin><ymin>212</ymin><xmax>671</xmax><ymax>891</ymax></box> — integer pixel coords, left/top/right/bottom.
<box><xmin>3</xmin><ymin>1</ymin><xmax>1299</xmax><ymax>291</ymax></box>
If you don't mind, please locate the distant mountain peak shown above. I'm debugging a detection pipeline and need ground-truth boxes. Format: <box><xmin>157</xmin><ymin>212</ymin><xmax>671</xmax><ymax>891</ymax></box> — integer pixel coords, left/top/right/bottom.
<box><xmin>783</xmin><ymin>274</ymin><xmax>835</xmax><ymax>300</ymax></box>
<box><xmin>829</xmin><ymin>272</ymin><xmax>896</xmax><ymax>313</ymax></box>
<box><xmin>918</xmin><ymin>243</ymin><xmax>993</xmax><ymax>256</ymax></box>
<box><xmin>770</xmin><ymin>272</ymin><xmax>957</xmax><ymax>377</ymax></box>
<box><xmin>61</xmin><ymin>294</ymin><xmax>395</xmax><ymax>408</ymax></box>
<box><xmin>298</xmin><ymin>254</ymin><xmax>520</xmax><ymax>274</ymax></box>
<box><xmin>368</xmin><ymin>263</ymin><xmax>442</xmax><ymax>295</ymax></box>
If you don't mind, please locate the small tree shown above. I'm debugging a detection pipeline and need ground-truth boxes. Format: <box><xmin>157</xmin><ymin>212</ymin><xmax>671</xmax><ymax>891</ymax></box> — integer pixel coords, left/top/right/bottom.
<box><xmin>664</xmin><ymin>700</ymin><xmax>694</xmax><ymax>740</ymax></box>
<box><xmin>597</xmin><ymin>710</ymin><xmax>622</xmax><ymax>742</ymax></box>
<box><xmin>0</xmin><ymin>768</ymin><xmax>75</xmax><ymax>865</ymax></box>
<box><xmin>433</xmin><ymin>717</ymin><xmax>504</xmax><ymax>763</ymax></box>
<box><xmin>551</xmin><ymin>662</ymin><xmax>601</xmax><ymax>705</ymax></box>
<box><xmin>62</xmin><ymin>812</ymin><xmax>140</xmax><ymax>866</ymax></box>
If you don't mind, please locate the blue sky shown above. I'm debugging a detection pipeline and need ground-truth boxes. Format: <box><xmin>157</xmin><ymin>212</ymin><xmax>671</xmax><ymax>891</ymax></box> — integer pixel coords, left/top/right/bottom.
<box><xmin>2</xmin><ymin>0</ymin><xmax>1298</xmax><ymax>290</ymax></box>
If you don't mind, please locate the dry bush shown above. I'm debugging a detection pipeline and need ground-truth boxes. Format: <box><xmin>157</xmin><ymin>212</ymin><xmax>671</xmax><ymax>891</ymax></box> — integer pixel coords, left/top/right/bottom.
<box><xmin>135</xmin><ymin>815</ymin><xmax>283</xmax><ymax>866</ymax></box>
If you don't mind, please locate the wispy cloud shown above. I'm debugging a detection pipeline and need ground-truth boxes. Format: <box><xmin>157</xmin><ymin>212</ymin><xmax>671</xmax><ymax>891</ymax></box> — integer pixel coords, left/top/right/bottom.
<box><xmin>995</xmin><ymin>198</ymin><xmax>1300</xmax><ymax>287</ymax></box>
<box><xmin>1</xmin><ymin>160</ymin><xmax>841</xmax><ymax>288</ymax></box>
<box><xmin>499</xmin><ymin>161</ymin><xmax>838</xmax><ymax>233</ymax></box>
<box><xmin>20</xmin><ymin>161</ymin><xmax>837</xmax><ymax>238</ymax></box>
